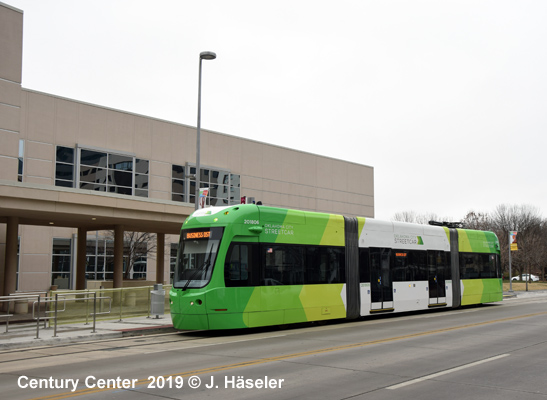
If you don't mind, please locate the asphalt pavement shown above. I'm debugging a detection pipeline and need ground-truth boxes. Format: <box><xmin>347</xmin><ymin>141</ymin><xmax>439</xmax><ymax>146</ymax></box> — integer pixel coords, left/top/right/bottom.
<box><xmin>1</xmin><ymin>290</ymin><xmax>546</xmax><ymax>350</ymax></box>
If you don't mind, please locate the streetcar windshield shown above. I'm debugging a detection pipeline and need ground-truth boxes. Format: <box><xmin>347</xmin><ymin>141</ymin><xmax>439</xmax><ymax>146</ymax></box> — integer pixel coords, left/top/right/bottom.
<box><xmin>174</xmin><ymin>227</ymin><xmax>223</xmax><ymax>289</ymax></box>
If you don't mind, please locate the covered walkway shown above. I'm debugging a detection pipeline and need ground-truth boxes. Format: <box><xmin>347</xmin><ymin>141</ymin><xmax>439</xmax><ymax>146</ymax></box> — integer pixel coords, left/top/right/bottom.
<box><xmin>0</xmin><ymin>180</ymin><xmax>192</xmax><ymax>296</ymax></box>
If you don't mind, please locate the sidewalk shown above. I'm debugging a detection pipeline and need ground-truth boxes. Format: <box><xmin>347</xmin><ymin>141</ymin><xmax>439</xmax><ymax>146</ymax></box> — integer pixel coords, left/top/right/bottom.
<box><xmin>0</xmin><ymin>314</ymin><xmax>176</xmax><ymax>350</ymax></box>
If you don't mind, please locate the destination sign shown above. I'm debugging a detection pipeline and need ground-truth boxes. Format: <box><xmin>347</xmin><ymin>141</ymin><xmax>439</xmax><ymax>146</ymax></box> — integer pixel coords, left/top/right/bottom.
<box><xmin>184</xmin><ymin>230</ymin><xmax>211</xmax><ymax>240</ymax></box>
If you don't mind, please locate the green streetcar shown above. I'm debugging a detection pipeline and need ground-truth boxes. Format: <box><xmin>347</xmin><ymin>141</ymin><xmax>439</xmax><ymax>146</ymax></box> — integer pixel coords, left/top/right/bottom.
<box><xmin>170</xmin><ymin>204</ymin><xmax>502</xmax><ymax>330</ymax></box>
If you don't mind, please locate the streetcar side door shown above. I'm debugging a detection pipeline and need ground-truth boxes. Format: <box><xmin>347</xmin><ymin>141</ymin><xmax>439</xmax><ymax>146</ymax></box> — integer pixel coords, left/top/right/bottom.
<box><xmin>427</xmin><ymin>250</ymin><xmax>447</xmax><ymax>305</ymax></box>
<box><xmin>370</xmin><ymin>248</ymin><xmax>394</xmax><ymax>311</ymax></box>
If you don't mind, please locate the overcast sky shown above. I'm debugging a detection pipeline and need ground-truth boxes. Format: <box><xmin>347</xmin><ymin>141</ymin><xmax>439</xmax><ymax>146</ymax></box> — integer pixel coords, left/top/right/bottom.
<box><xmin>6</xmin><ymin>0</ymin><xmax>547</xmax><ymax>220</ymax></box>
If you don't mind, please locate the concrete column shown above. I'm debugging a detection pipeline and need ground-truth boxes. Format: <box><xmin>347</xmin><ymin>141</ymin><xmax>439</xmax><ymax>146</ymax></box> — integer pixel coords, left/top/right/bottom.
<box><xmin>76</xmin><ymin>228</ymin><xmax>87</xmax><ymax>290</ymax></box>
<box><xmin>113</xmin><ymin>225</ymin><xmax>124</xmax><ymax>288</ymax></box>
<box><xmin>2</xmin><ymin>217</ymin><xmax>19</xmax><ymax>296</ymax></box>
<box><xmin>156</xmin><ymin>233</ymin><xmax>165</xmax><ymax>284</ymax></box>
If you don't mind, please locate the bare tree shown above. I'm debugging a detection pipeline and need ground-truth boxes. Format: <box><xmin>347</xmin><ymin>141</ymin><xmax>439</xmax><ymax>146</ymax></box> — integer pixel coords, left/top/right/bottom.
<box><xmin>520</xmin><ymin>222</ymin><xmax>547</xmax><ymax>280</ymax></box>
<box><xmin>460</xmin><ymin>210</ymin><xmax>492</xmax><ymax>231</ymax></box>
<box><xmin>124</xmin><ymin>231</ymin><xmax>157</xmax><ymax>280</ymax></box>
<box><xmin>489</xmin><ymin>204</ymin><xmax>544</xmax><ymax>279</ymax></box>
<box><xmin>394</xmin><ymin>205</ymin><xmax>547</xmax><ymax>282</ymax></box>
<box><xmin>392</xmin><ymin>211</ymin><xmax>453</xmax><ymax>225</ymax></box>
<box><xmin>106</xmin><ymin>231</ymin><xmax>157</xmax><ymax>280</ymax></box>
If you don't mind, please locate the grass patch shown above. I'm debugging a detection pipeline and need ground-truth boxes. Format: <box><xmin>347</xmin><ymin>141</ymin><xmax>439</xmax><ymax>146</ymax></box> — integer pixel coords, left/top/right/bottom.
<box><xmin>503</xmin><ymin>281</ymin><xmax>547</xmax><ymax>291</ymax></box>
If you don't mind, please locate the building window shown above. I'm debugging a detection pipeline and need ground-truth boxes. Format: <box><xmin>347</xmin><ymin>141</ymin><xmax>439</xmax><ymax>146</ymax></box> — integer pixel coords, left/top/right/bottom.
<box><xmin>55</xmin><ymin>147</ymin><xmax>149</xmax><ymax>197</ymax></box>
<box><xmin>52</xmin><ymin>238</ymin><xmax>72</xmax><ymax>289</ymax></box>
<box><xmin>18</xmin><ymin>140</ymin><xmax>24</xmax><ymax>182</ymax></box>
<box><xmin>86</xmin><ymin>235</ymin><xmax>114</xmax><ymax>281</ymax></box>
<box><xmin>171</xmin><ymin>163</ymin><xmax>240</xmax><ymax>206</ymax></box>
<box><xmin>131</xmin><ymin>257</ymin><xmax>147</xmax><ymax>280</ymax></box>
<box><xmin>134</xmin><ymin>158</ymin><xmax>149</xmax><ymax>197</ymax></box>
<box><xmin>172</xmin><ymin>165</ymin><xmax>186</xmax><ymax>202</ymax></box>
<box><xmin>230</xmin><ymin>173</ymin><xmax>241</xmax><ymax>205</ymax></box>
<box><xmin>85</xmin><ymin>232</ymin><xmax>150</xmax><ymax>281</ymax></box>
<box><xmin>55</xmin><ymin>146</ymin><xmax>75</xmax><ymax>187</ymax></box>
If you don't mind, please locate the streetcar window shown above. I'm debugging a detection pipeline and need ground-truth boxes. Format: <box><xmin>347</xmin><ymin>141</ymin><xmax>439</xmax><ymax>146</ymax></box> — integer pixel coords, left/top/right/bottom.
<box><xmin>360</xmin><ymin>248</ymin><xmax>448</xmax><ymax>283</ymax></box>
<box><xmin>260</xmin><ymin>244</ymin><xmax>345</xmax><ymax>286</ymax></box>
<box><xmin>263</xmin><ymin>245</ymin><xmax>305</xmax><ymax>285</ymax></box>
<box><xmin>225</xmin><ymin>243</ymin><xmax>258</xmax><ymax>287</ymax></box>
<box><xmin>428</xmin><ymin>251</ymin><xmax>451</xmax><ymax>281</ymax></box>
<box><xmin>306</xmin><ymin>246</ymin><xmax>345</xmax><ymax>284</ymax></box>
<box><xmin>173</xmin><ymin>227</ymin><xmax>223</xmax><ymax>289</ymax></box>
<box><xmin>392</xmin><ymin>251</ymin><xmax>406</xmax><ymax>281</ymax></box>
<box><xmin>494</xmin><ymin>254</ymin><xmax>501</xmax><ymax>278</ymax></box>
<box><xmin>359</xmin><ymin>248</ymin><xmax>370</xmax><ymax>283</ymax></box>
<box><xmin>459</xmin><ymin>252</ymin><xmax>500</xmax><ymax>279</ymax></box>
<box><xmin>409</xmin><ymin>251</ymin><xmax>428</xmax><ymax>281</ymax></box>
<box><xmin>391</xmin><ymin>250</ymin><xmax>427</xmax><ymax>281</ymax></box>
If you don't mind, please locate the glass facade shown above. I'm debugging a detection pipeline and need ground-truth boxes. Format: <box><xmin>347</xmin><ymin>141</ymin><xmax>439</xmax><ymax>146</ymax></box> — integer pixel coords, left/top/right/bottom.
<box><xmin>52</xmin><ymin>238</ymin><xmax>72</xmax><ymax>289</ymax></box>
<box><xmin>79</xmin><ymin>149</ymin><xmax>149</xmax><ymax>197</ymax></box>
<box><xmin>85</xmin><ymin>233</ymin><xmax>149</xmax><ymax>281</ymax></box>
<box><xmin>171</xmin><ymin>165</ymin><xmax>186</xmax><ymax>203</ymax></box>
<box><xmin>55</xmin><ymin>147</ymin><xmax>149</xmax><ymax>197</ymax></box>
<box><xmin>86</xmin><ymin>236</ymin><xmax>114</xmax><ymax>281</ymax></box>
<box><xmin>54</xmin><ymin>147</ymin><xmax>242</xmax><ymax>205</ymax></box>
<box><xmin>18</xmin><ymin>140</ymin><xmax>24</xmax><ymax>182</ymax></box>
<box><xmin>172</xmin><ymin>163</ymin><xmax>241</xmax><ymax>206</ymax></box>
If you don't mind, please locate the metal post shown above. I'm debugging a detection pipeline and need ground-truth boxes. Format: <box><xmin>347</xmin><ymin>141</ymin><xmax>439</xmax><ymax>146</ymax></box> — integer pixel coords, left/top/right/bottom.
<box><xmin>99</xmin><ymin>286</ymin><xmax>103</xmax><ymax>314</ymax></box>
<box><xmin>85</xmin><ymin>291</ymin><xmax>90</xmax><ymax>325</ymax></box>
<box><xmin>195</xmin><ymin>51</ymin><xmax>216</xmax><ymax>210</ymax></box>
<box><xmin>508</xmin><ymin>232</ymin><xmax>513</xmax><ymax>292</ymax></box>
<box><xmin>147</xmin><ymin>286</ymin><xmax>151</xmax><ymax>318</ymax></box>
<box><xmin>35</xmin><ymin>295</ymin><xmax>40</xmax><ymax>339</ymax></box>
<box><xmin>526</xmin><ymin>265</ymin><xmax>529</xmax><ymax>292</ymax></box>
<box><xmin>5</xmin><ymin>299</ymin><xmax>11</xmax><ymax>333</ymax></box>
<box><xmin>53</xmin><ymin>293</ymin><xmax>59</xmax><ymax>337</ymax></box>
<box><xmin>92</xmin><ymin>291</ymin><xmax>97</xmax><ymax>333</ymax></box>
<box><xmin>119</xmin><ymin>287</ymin><xmax>123</xmax><ymax>322</ymax></box>
<box><xmin>195</xmin><ymin>56</ymin><xmax>202</xmax><ymax>211</ymax></box>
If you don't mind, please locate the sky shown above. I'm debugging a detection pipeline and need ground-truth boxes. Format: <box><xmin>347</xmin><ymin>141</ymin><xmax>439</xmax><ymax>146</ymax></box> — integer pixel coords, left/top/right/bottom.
<box><xmin>6</xmin><ymin>0</ymin><xmax>547</xmax><ymax>221</ymax></box>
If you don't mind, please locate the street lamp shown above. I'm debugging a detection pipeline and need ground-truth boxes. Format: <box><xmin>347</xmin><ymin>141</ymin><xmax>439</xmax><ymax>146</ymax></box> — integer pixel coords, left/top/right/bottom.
<box><xmin>195</xmin><ymin>51</ymin><xmax>216</xmax><ymax>210</ymax></box>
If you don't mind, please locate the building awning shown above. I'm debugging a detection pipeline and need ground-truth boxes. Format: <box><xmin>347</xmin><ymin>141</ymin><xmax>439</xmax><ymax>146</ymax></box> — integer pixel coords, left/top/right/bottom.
<box><xmin>0</xmin><ymin>181</ymin><xmax>192</xmax><ymax>234</ymax></box>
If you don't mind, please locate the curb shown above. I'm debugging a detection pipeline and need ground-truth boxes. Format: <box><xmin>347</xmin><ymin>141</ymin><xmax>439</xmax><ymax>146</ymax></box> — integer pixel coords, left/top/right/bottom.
<box><xmin>0</xmin><ymin>331</ymin><xmax>123</xmax><ymax>350</ymax></box>
<box><xmin>119</xmin><ymin>325</ymin><xmax>176</xmax><ymax>337</ymax></box>
<box><xmin>0</xmin><ymin>324</ymin><xmax>176</xmax><ymax>350</ymax></box>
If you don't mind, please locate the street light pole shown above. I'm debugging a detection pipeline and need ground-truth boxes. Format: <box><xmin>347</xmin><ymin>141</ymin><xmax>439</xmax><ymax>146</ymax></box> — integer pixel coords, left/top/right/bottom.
<box><xmin>195</xmin><ymin>51</ymin><xmax>216</xmax><ymax>211</ymax></box>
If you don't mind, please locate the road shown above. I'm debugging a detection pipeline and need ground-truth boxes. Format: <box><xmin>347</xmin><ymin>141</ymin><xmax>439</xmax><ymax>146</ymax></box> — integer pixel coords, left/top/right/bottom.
<box><xmin>1</xmin><ymin>296</ymin><xmax>546</xmax><ymax>400</ymax></box>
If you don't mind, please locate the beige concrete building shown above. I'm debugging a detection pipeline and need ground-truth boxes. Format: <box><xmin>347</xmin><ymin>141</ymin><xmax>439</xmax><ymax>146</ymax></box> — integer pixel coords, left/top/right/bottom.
<box><xmin>0</xmin><ymin>1</ymin><xmax>374</xmax><ymax>296</ymax></box>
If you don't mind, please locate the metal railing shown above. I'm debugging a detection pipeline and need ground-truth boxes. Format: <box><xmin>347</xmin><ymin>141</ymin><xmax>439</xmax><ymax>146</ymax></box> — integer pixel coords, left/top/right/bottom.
<box><xmin>51</xmin><ymin>285</ymin><xmax>171</xmax><ymax>323</ymax></box>
<box><xmin>1</xmin><ymin>292</ymin><xmax>112</xmax><ymax>339</ymax></box>
<box><xmin>1</xmin><ymin>285</ymin><xmax>170</xmax><ymax>339</ymax></box>
<box><xmin>49</xmin><ymin>292</ymin><xmax>112</xmax><ymax>337</ymax></box>
<box><xmin>1</xmin><ymin>293</ymin><xmax>47</xmax><ymax>336</ymax></box>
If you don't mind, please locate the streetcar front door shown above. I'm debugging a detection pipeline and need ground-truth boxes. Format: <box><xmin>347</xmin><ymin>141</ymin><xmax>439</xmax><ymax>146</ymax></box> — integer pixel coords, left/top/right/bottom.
<box><xmin>428</xmin><ymin>251</ymin><xmax>447</xmax><ymax>305</ymax></box>
<box><xmin>370</xmin><ymin>248</ymin><xmax>393</xmax><ymax>311</ymax></box>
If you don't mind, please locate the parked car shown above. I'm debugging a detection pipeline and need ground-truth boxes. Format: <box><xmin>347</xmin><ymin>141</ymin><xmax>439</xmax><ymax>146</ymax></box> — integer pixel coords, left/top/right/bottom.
<box><xmin>511</xmin><ymin>274</ymin><xmax>540</xmax><ymax>282</ymax></box>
